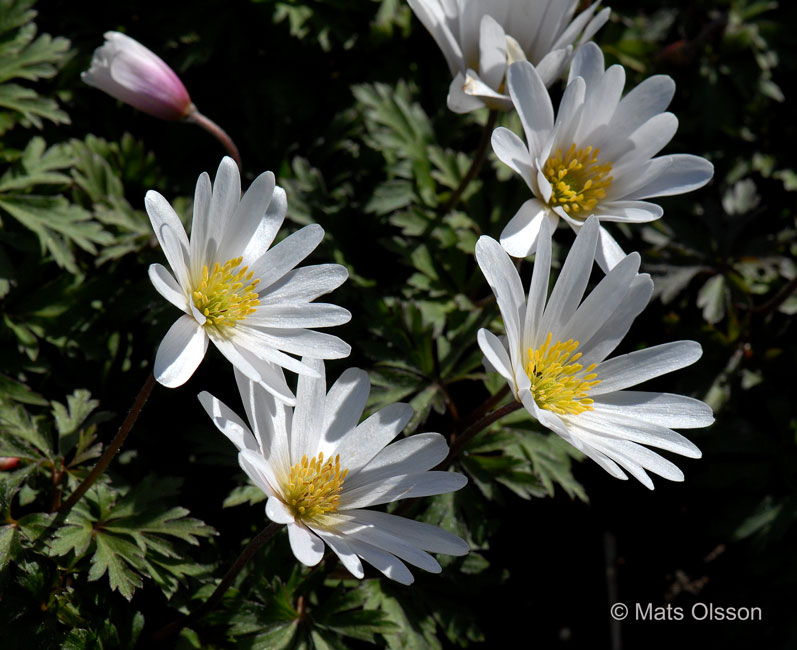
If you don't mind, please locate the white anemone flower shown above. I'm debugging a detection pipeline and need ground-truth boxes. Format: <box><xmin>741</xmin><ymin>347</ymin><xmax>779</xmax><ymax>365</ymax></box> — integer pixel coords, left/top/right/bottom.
<box><xmin>475</xmin><ymin>217</ymin><xmax>713</xmax><ymax>489</ymax></box>
<box><xmin>146</xmin><ymin>157</ymin><xmax>351</xmax><ymax>403</ymax></box>
<box><xmin>198</xmin><ymin>362</ymin><xmax>469</xmax><ymax>585</ymax></box>
<box><xmin>492</xmin><ymin>43</ymin><xmax>714</xmax><ymax>269</ymax></box>
<box><xmin>408</xmin><ymin>0</ymin><xmax>609</xmax><ymax>113</ymax></box>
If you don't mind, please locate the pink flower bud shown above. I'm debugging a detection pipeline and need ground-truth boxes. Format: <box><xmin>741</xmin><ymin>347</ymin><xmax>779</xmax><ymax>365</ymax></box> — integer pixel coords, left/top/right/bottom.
<box><xmin>81</xmin><ymin>31</ymin><xmax>193</xmax><ymax>121</ymax></box>
<box><xmin>0</xmin><ymin>457</ymin><xmax>20</xmax><ymax>471</ymax></box>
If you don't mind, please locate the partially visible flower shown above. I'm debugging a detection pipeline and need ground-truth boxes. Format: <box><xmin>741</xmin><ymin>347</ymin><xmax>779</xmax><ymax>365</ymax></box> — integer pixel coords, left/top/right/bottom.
<box><xmin>475</xmin><ymin>217</ymin><xmax>713</xmax><ymax>488</ymax></box>
<box><xmin>492</xmin><ymin>44</ymin><xmax>714</xmax><ymax>268</ymax></box>
<box><xmin>82</xmin><ymin>31</ymin><xmax>192</xmax><ymax>121</ymax></box>
<box><xmin>147</xmin><ymin>157</ymin><xmax>351</xmax><ymax>403</ymax></box>
<box><xmin>199</xmin><ymin>362</ymin><xmax>469</xmax><ymax>584</ymax></box>
<box><xmin>408</xmin><ymin>0</ymin><xmax>609</xmax><ymax>113</ymax></box>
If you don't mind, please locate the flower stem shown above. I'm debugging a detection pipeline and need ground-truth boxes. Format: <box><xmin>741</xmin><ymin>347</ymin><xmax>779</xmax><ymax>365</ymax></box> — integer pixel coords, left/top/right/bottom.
<box><xmin>439</xmin><ymin>398</ymin><xmax>523</xmax><ymax>469</ymax></box>
<box><xmin>58</xmin><ymin>372</ymin><xmax>156</xmax><ymax>514</ymax></box>
<box><xmin>185</xmin><ymin>106</ymin><xmax>242</xmax><ymax>171</ymax></box>
<box><xmin>443</xmin><ymin>109</ymin><xmax>498</xmax><ymax>212</ymax></box>
<box><xmin>152</xmin><ymin>522</ymin><xmax>283</xmax><ymax>641</ymax></box>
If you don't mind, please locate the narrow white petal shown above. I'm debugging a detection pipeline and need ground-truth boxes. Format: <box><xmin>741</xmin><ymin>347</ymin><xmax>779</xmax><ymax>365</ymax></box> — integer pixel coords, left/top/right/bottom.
<box><xmin>477</xmin><ymin>329</ymin><xmax>515</xmax><ymax>387</ymax></box>
<box><xmin>345</xmin><ymin>509</ymin><xmax>469</xmax><ymax>556</ymax></box>
<box><xmin>522</xmin><ymin>216</ymin><xmax>553</xmax><ymax>349</ymax></box>
<box><xmin>447</xmin><ymin>72</ymin><xmax>488</xmax><ymax>113</ymax></box>
<box><xmin>231</xmin><ymin>327</ymin><xmax>323</xmax><ymax>378</ymax></box>
<box><xmin>287</xmin><ymin>522</ymin><xmax>325</xmax><ymax>566</ymax></box>
<box><xmin>593</xmin><ymin>225</ymin><xmax>628</xmax><ymax>273</ymax></box>
<box><xmin>478</xmin><ymin>15</ymin><xmax>507</xmax><ymax>90</ymax></box>
<box><xmin>261</xmin><ymin>264</ymin><xmax>348</xmax><ymax>303</ymax></box>
<box><xmin>148</xmin><ymin>263</ymin><xmax>188</xmax><ymax>312</ymax></box>
<box><xmin>539</xmin><ymin>216</ymin><xmax>598</xmax><ymax>336</ymax></box>
<box><xmin>238</xmin><ymin>326</ymin><xmax>351</xmax><ymax>360</ymax></box>
<box><xmin>154</xmin><ymin>315</ymin><xmax>208</xmax><ymax>387</ymax></box>
<box><xmin>339</xmin><ymin>471</ymin><xmax>467</xmax><ymax>510</ymax></box>
<box><xmin>217</xmin><ymin>170</ymin><xmax>275</xmax><ymax>264</ymax></box>
<box><xmin>266</xmin><ymin>497</ymin><xmax>295</xmax><ymax>524</ymax></box>
<box><xmin>145</xmin><ymin>190</ymin><xmax>191</xmax><ymax>287</ymax></box>
<box><xmin>312</xmin><ymin>530</ymin><xmax>364</xmax><ymax>579</ymax></box>
<box><xmin>609</xmin><ymin>75</ymin><xmax>675</xmax><ymax>137</ymax></box>
<box><xmin>343</xmin><ymin>432</ymin><xmax>450</xmax><ymax>492</ymax></box>
<box><xmin>499</xmin><ymin>199</ymin><xmax>551</xmax><ymax>258</ymax></box>
<box><xmin>592</xmin><ymin>391</ymin><xmax>715</xmax><ymax>429</ymax></box>
<box><xmin>189</xmin><ymin>172</ymin><xmax>212</xmax><ymax>279</ymax></box>
<box><xmin>241</xmin><ymin>186</ymin><xmax>288</xmax><ymax>266</ymax></box>
<box><xmin>246</xmin><ymin>303</ymin><xmax>351</xmax><ymax>328</ymax></box>
<box><xmin>507</xmin><ymin>61</ymin><xmax>554</xmax><ymax>158</ymax></box>
<box><xmin>331</xmin><ymin>403</ymin><xmax>413</xmax><ymax>475</ymax></box>
<box><xmin>251</xmin><ymin>224</ymin><xmax>325</xmax><ymax>288</ymax></box>
<box><xmin>535</xmin><ymin>46</ymin><xmax>572</xmax><ymax>87</ymax></box>
<box><xmin>491</xmin><ymin>127</ymin><xmax>533</xmax><ymax>185</ymax></box>
<box><xmin>568</xmin><ymin>42</ymin><xmax>604</xmax><ymax>89</ymax></box>
<box><xmin>197</xmin><ymin>391</ymin><xmax>258</xmax><ymax>452</ymax></box>
<box><xmin>291</xmin><ymin>358</ymin><xmax>326</xmax><ymax>462</ymax></box>
<box><xmin>347</xmin><ymin>539</ymin><xmax>414</xmax><ymax>584</ymax></box>
<box><xmin>595</xmin><ymin>201</ymin><xmax>663</xmax><ymax>223</ymax></box>
<box><xmin>592</xmin><ymin>341</ymin><xmax>703</xmax><ymax>395</ymax></box>
<box><xmin>207</xmin><ymin>157</ymin><xmax>242</xmax><ymax>254</ymax></box>
<box><xmin>238</xmin><ymin>448</ymin><xmax>279</xmax><ymax>498</ymax></box>
<box><xmin>321</xmin><ymin>368</ymin><xmax>370</xmax><ymax>447</ymax></box>
<box><xmin>625</xmin><ymin>154</ymin><xmax>714</xmax><ymax>200</ymax></box>
<box><xmin>345</xmin><ymin>525</ymin><xmax>441</xmax><ymax>573</ymax></box>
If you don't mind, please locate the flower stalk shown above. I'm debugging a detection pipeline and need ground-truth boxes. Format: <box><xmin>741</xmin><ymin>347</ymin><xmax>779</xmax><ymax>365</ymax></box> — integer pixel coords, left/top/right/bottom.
<box><xmin>184</xmin><ymin>106</ymin><xmax>242</xmax><ymax>171</ymax></box>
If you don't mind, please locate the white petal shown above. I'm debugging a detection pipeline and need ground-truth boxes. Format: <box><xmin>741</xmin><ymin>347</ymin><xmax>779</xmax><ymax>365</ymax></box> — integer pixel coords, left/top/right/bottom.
<box><xmin>593</xmin><ymin>225</ymin><xmax>628</xmax><ymax>273</ymax></box>
<box><xmin>251</xmin><ymin>224</ymin><xmax>324</xmax><ymax>288</ymax></box>
<box><xmin>230</xmin><ymin>327</ymin><xmax>322</xmax><ymax>378</ymax></box>
<box><xmin>261</xmin><ymin>264</ymin><xmax>348</xmax><ymax>303</ymax></box>
<box><xmin>507</xmin><ymin>61</ymin><xmax>554</xmax><ymax>159</ymax></box>
<box><xmin>568</xmin><ymin>42</ymin><xmax>604</xmax><ymax>89</ymax></box>
<box><xmin>287</xmin><ymin>522</ymin><xmax>325</xmax><ymax>566</ymax></box>
<box><xmin>592</xmin><ymin>391</ymin><xmax>715</xmax><ymax>429</ymax></box>
<box><xmin>207</xmin><ymin>157</ymin><xmax>242</xmax><ymax>256</ymax></box>
<box><xmin>237</xmin><ymin>326</ymin><xmax>351</xmax><ymax>360</ymax></box>
<box><xmin>148</xmin><ymin>263</ymin><xmax>188</xmax><ymax>312</ymax></box>
<box><xmin>462</xmin><ymin>70</ymin><xmax>512</xmax><ymax>108</ymax></box>
<box><xmin>521</xmin><ymin>216</ymin><xmax>553</xmax><ymax>349</ymax></box>
<box><xmin>477</xmin><ymin>329</ymin><xmax>515</xmax><ymax>387</ymax></box>
<box><xmin>266</xmin><ymin>497</ymin><xmax>295</xmax><ymax>524</ymax></box>
<box><xmin>625</xmin><ymin>154</ymin><xmax>714</xmax><ymax>200</ymax></box>
<box><xmin>345</xmin><ymin>509</ymin><xmax>468</xmax><ymax>555</ymax></box>
<box><xmin>241</xmin><ymin>186</ymin><xmax>287</xmax><ymax>266</ymax></box>
<box><xmin>499</xmin><ymin>199</ymin><xmax>552</xmax><ymax>258</ymax></box>
<box><xmin>217</xmin><ymin>170</ymin><xmax>275</xmax><ymax>264</ymax></box>
<box><xmin>447</xmin><ymin>72</ymin><xmax>486</xmax><ymax>113</ymax></box>
<box><xmin>343</xmin><ymin>432</ymin><xmax>450</xmax><ymax>492</ymax></box>
<box><xmin>154</xmin><ymin>315</ymin><xmax>208</xmax><ymax>387</ymax></box>
<box><xmin>539</xmin><ymin>216</ymin><xmax>599</xmax><ymax>336</ymax></box>
<box><xmin>596</xmin><ymin>201</ymin><xmax>663</xmax><ymax>223</ymax></box>
<box><xmin>312</xmin><ymin>530</ymin><xmax>364</xmax><ymax>578</ymax></box>
<box><xmin>535</xmin><ymin>46</ymin><xmax>572</xmax><ymax>86</ymax></box>
<box><xmin>344</xmin><ymin>524</ymin><xmax>441</xmax><ymax>573</ymax></box>
<box><xmin>189</xmin><ymin>171</ymin><xmax>212</xmax><ymax>279</ymax></box>
<box><xmin>339</xmin><ymin>471</ymin><xmax>467</xmax><ymax>510</ymax></box>
<box><xmin>197</xmin><ymin>391</ymin><xmax>258</xmax><ymax>452</ymax></box>
<box><xmin>347</xmin><ymin>539</ymin><xmax>414</xmax><ymax>584</ymax></box>
<box><xmin>491</xmin><ymin>127</ymin><xmax>533</xmax><ymax>185</ymax></box>
<box><xmin>407</xmin><ymin>0</ymin><xmax>463</xmax><ymax>75</ymax></box>
<box><xmin>608</xmin><ymin>112</ymin><xmax>679</xmax><ymax>170</ymax></box>
<box><xmin>246</xmin><ymin>303</ymin><xmax>351</xmax><ymax>328</ymax></box>
<box><xmin>478</xmin><ymin>15</ymin><xmax>507</xmax><ymax>90</ymax></box>
<box><xmin>145</xmin><ymin>190</ymin><xmax>191</xmax><ymax>287</ymax></box>
<box><xmin>592</xmin><ymin>341</ymin><xmax>703</xmax><ymax>395</ymax></box>
<box><xmin>321</xmin><ymin>368</ymin><xmax>370</xmax><ymax>447</ymax></box>
<box><xmin>331</xmin><ymin>403</ymin><xmax>413</xmax><ymax>475</ymax></box>
<box><xmin>291</xmin><ymin>358</ymin><xmax>326</xmax><ymax>462</ymax></box>
<box><xmin>238</xmin><ymin>448</ymin><xmax>279</xmax><ymax>498</ymax></box>
<box><xmin>609</xmin><ymin>74</ymin><xmax>675</xmax><ymax>135</ymax></box>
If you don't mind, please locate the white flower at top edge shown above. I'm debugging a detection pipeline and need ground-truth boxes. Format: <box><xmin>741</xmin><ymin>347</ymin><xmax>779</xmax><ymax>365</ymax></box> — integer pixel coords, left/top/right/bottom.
<box><xmin>492</xmin><ymin>43</ymin><xmax>714</xmax><ymax>269</ymax></box>
<box><xmin>198</xmin><ymin>362</ymin><xmax>469</xmax><ymax>585</ymax></box>
<box><xmin>408</xmin><ymin>0</ymin><xmax>609</xmax><ymax>113</ymax></box>
<box><xmin>475</xmin><ymin>217</ymin><xmax>713</xmax><ymax>489</ymax></box>
<box><xmin>82</xmin><ymin>31</ymin><xmax>192</xmax><ymax>121</ymax></box>
<box><xmin>146</xmin><ymin>157</ymin><xmax>351</xmax><ymax>403</ymax></box>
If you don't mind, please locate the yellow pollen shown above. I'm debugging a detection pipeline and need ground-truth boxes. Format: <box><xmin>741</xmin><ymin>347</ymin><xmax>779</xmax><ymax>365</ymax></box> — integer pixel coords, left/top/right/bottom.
<box><xmin>192</xmin><ymin>256</ymin><xmax>260</xmax><ymax>330</ymax></box>
<box><xmin>526</xmin><ymin>333</ymin><xmax>601</xmax><ymax>416</ymax></box>
<box><xmin>543</xmin><ymin>144</ymin><xmax>613</xmax><ymax>218</ymax></box>
<box><xmin>284</xmin><ymin>452</ymin><xmax>348</xmax><ymax>524</ymax></box>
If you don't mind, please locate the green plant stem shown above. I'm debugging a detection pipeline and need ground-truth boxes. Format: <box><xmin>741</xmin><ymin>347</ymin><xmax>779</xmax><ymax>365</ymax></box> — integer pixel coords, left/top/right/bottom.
<box><xmin>152</xmin><ymin>522</ymin><xmax>283</xmax><ymax>641</ymax></box>
<box><xmin>185</xmin><ymin>105</ymin><xmax>242</xmax><ymax>171</ymax></box>
<box><xmin>439</xmin><ymin>399</ymin><xmax>523</xmax><ymax>469</ymax></box>
<box><xmin>58</xmin><ymin>372</ymin><xmax>156</xmax><ymax>514</ymax></box>
<box><xmin>443</xmin><ymin>109</ymin><xmax>498</xmax><ymax>211</ymax></box>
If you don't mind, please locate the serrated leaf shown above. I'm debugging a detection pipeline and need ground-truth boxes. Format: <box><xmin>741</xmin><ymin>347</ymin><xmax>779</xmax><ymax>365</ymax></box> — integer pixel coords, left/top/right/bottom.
<box><xmin>0</xmin><ymin>83</ymin><xmax>68</xmax><ymax>133</ymax></box>
<box><xmin>88</xmin><ymin>532</ymin><xmax>143</xmax><ymax>600</ymax></box>
<box><xmin>51</xmin><ymin>389</ymin><xmax>98</xmax><ymax>456</ymax></box>
<box><xmin>223</xmin><ymin>483</ymin><xmax>268</xmax><ymax>508</ymax></box>
<box><xmin>50</xmin><ymin>519</ymin><xmax>93</xmax><ymax>558</ymax></box>
<box><xmin>0</xmin><ymin>523</ymin><xmax>17</xmax><ymax>572</ymax></box>
<box><xmin>697</xmin><ymin>274</ymin><xmax>727</xmax><ymax>324</ymax></box>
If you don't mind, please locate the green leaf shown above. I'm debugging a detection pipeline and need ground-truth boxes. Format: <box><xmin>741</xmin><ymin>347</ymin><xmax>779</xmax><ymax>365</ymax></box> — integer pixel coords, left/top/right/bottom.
<box><xmin>88</xmin><ymin>532</ymin><xmax>143</xmax><ymax>601</ymax></box>
<box><xmin>0</xmin><ymin>523</ymin><xmax>17</xmax><ymax>573</ymax></box>
<box><xmin>51</xmin><ymin>389</ymin><xmax>99</xmax><ymax>457</ymax></box>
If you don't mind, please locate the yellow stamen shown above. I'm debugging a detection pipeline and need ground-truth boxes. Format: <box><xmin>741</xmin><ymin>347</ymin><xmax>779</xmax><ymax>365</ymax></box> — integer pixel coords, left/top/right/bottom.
<box><xmin>192</xmin><ymin>256</ymin><xmax>260</xmax><ymax>330</ymax></box>
<box><xmin>526</xmin><ymin>333</ymin><xmax>601</xmax><ymax>415</ymax></box>
<box><xmin>543</xmin><ymin>144</ymin><xmax>613</xmax><ymax>218</ymax></box>
<box><xmin>284</xmin><ymin>452</ymin><xmax>348</xmax><ymax>524</ymax></box>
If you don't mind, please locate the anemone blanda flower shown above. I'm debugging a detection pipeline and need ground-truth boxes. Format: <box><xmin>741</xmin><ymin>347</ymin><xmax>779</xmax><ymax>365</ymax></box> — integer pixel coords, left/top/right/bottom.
<box><xmin>198</xmin><ymin>362</ymin><xmax>469</xmax><ymax>584</ymax></box>
<box><xmin>82</xmin><ymin>31</ymin><xmax>192</xmax><ymax>121</ymax></box>
<box><xmin>408</xmin><ymin>0</ymin><xmax>609</xmax><ymax>113</ymax></box>
<box><xmin>146</xmin><ymin>157</ymin><xmax>351</xmax><ymax>403</ymax></box>
<box><xmin>492</xmin><ymin>43</ymin><xmax>714</xmax><ymax>269</ymax></box>
<box><xmin>476</xmin><ymin>217</ymin><xmax>713</xmax><ymax>488</ymax></box>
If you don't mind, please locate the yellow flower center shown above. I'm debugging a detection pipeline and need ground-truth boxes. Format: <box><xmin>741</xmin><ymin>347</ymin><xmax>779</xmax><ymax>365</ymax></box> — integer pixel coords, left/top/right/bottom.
<box><xmin>284</xmin><ymin>452</ymin><xmax>348</xmax><ymax>524</ymax></box>
<box><xmin>192</xmin><ymin>256</ymin><xmax>260</xmax><ymax>329</ymax></box>
<box><xmin>526</xmin><ymin>333</ymin><xmax>601</xmax><ymax>416</ymax></box>
<box><xmin>543</xmin><ymin>144</ymin><xmax>613</xmax><ymax>218</ymax></box>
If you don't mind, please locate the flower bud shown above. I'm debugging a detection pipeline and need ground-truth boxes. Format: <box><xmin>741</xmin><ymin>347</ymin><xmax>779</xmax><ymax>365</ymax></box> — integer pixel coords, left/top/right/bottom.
<box><xmin>0</xmin><ymin>457</ymin><xmax>20</xmax><ymax>471</ymax></box>
<box><xmin>82</xmin><ymin>31</ymin><xmax>192</xmax><ymax>121</ymax></box>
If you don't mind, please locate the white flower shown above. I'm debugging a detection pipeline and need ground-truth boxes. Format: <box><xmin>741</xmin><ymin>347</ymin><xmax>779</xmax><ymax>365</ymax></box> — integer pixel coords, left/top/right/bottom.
<box><xmin>408</xmin><ymin>0</ymin><xmax>609</xmax><ymax>113</ymax></box>
<box><xmin>475</xmin><ymin>217</ymin><xmax>713</xmax><ymax>489</ymax></box>
<box><xmin>198</xmin><ymin>362</ymin><xmax>469</xmax><ymax>584</ymax></box>
<box><xmin>82</xmin><ymin>31</ymin><xmax>192</xmax><ymax>121</ymax></box>
<box><xmin>492</xmin><ymin>43</ymin><xmax>714</xmax><ymax>268</ymax></box>
<box><xmin>146</xmin><ymin>157</ymin><xmax>351</xmax><ymax>403</ymax></box>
